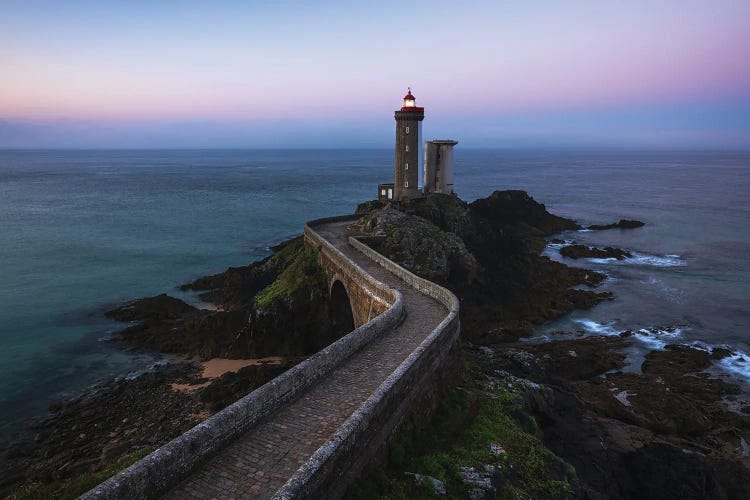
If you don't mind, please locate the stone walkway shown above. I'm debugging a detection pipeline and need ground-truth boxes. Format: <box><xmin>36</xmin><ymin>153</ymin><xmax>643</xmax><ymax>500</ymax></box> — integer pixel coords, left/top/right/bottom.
<box><xmin>163</xmin><ymin>221</ymin><xmax>447</xmax><ymax>499</ymax></box>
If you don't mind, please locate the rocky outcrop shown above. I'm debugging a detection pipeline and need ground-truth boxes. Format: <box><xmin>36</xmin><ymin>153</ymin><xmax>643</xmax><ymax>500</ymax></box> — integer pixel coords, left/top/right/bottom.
<box><xmin>106</xmin><ymin>237</ymin><xmax>338</xmax><ymax>360</ymax></box>
<box><xmin>587</xmin><ymin>219</ymin><xmax>645</xmax><ymax>231</ymax></box>
<box><xmin>106</xmin><ymin>294</ymin><xmax>197</xmax><ymax>321</ymax></box>
<box><xmin>356</xmin><ymin>207</ymin><xmax>480</xmax><ymax>287</ymax></box>
<box><xmin>560</xmin><ymin>244</ymin><xmax>632</xmax><ymax>260</ymax></box>
<box><xmin>356</xmin><ymin>192</ymin><xmax>611</xmax><ymax>343</ymax></box>
<box><xmin>491</xmin><ymin>337</ymin><xmax>750</xmax><ymax>499</ymax></box>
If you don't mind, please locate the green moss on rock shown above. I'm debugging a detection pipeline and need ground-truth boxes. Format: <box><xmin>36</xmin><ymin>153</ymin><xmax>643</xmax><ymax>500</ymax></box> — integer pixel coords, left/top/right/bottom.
<box><xmin>253</xmin><ymin>241</ymin><xmax>326</xmax><ymax>309</ymax></box>
<box><xmin>347</xmin><ymin>347</ymin><xmax>576</xmax><ymax>499</ymax></box>
<box><xmin>8</xmin><ymin>448</ymin><xmax>152</xmax><ymax>500</ymax></box>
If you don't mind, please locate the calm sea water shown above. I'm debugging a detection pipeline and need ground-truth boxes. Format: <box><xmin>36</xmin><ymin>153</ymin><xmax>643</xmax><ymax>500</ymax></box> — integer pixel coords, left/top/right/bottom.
<box><xmin>1</xmin><ymin>149</ymin><xmax>748</xmax><ymax>439</ymax></box>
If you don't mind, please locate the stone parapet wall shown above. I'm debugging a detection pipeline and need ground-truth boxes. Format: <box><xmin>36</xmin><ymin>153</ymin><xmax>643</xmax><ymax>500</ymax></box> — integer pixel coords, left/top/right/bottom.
<box><xmin>273</xmin><ymin>236</ymin><xmax>460</xmax><ymax>499</ymax></box>
<box><xmin>304</xmin><ymin>216</ymin><xmax>396</xmax><ymax>326</ymax></box>
<box><xmin>348</xmin><ymin>236</ymin><xmax>460</xmax><ymax>315</ymax></box>
<box><xmin>82</xmin><ymin>219</ymin><xmax>404</xmax><ymax>500</ymax></box>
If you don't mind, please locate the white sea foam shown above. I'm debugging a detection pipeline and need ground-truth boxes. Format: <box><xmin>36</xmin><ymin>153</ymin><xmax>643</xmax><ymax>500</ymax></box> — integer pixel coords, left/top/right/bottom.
<box><xmin>573</xmin><ymin>319</ymin><xmax>685</xmax><ymax>350</ymax></box>
<box><xmin>573</xmin><ymin>319</ymin><xmax>619</xmax><ymax>336</ymax></box>
<box><xmin>717</xmin><ymin>350</ymin><xmax>750</xmax><ymax>381</ymax></box>
<box><xmin>577</xmin><ymin>229</ymin><xmax>592</xmax><ymax>233</ymax></box>
<box><xmin>545</xmin><ymin>241</ymin><xmax>687</xmax><ymax>268</ymax></box>
<box><xmin>632</xmin><ymin>327</ymin><xmax>683</xmax><ymax>350</ymax></box>
<box><xmin>544</xmin><ymin>240</ymin><xmax>573</xmax><ymax>251</ymax></box>
<box><xmin>587</xmin><ymin>252</ymin><xmax>686</xmax><ymax>267</ymax></box>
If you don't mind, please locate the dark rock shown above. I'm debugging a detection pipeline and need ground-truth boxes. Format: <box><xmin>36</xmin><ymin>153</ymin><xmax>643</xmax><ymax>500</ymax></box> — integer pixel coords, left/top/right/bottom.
<box><xmin>180</xmin><ymin>236</ymin><xmax>304</xmax><ymax>310</ymax></box>
<box><xmin>587</xmin><ymin>219</ymin><xmax>645</xmax><ymax>231</ymax></box>
<box><xmin>500</xmin><ymin>335</ymin><xmax>750</xmax><ymax>499</ymax></box>
<box><xmin>560</xmin><ymin>244</ymin><xmax>632</xmax><ymax>260</ymax></box>
<box><xmin>468</xmin><ymin>190</ymin><xmax>581</xmax><ymax>235</ymax></box>
<box><xmin>105</xmin><ymin>294</ymin><xmax>196</xmax><ymax>322</ymax></box>
<box><xmin>198</xmin><ymin>361</ymin><xmax>298</xmax><ymax>412</ymax></box>
<box><xmin>354</xmin><ymin>192</ymin><xmax>610</xmax><ymax>344</ymax></box>
<box><xmin>711</xmin><ymin>347</ymin><xmax>734</xmax><ymax>360</ymax></box>
<box><xmin>355</xmin><ymin>207</ymin><xmax>480</xmax><ymax>287</ymax></box>
<box><xmin>642</xmin><ymin>344</ymin><xmax>712</xmax><ymax>375</ymax></box>
<box><xmin>0</xmin><ymin>362</ymin><xmax>205</xmax><ymax>496</ymax></box>
<box><xmin>528</xmin><ymin>336</ymin><xmax>628</xmax><ymax>382</ymax></box>
<box><xmin>108</xmin><ymin>238</ymin><xmax>340</xmax><ymax>360</ymax></box>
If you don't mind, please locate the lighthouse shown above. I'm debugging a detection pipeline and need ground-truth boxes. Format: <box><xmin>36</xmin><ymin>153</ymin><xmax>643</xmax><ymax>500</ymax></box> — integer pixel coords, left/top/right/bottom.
<box><xmin>393</xmin><ymin>88</ymin><xmax>424</xmax><ymax>200</ymax></box>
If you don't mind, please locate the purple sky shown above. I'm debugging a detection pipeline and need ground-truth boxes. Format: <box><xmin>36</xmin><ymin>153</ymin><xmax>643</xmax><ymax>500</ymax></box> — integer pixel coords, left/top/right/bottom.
<box><xmin>1</xmin><ymin>0</ymin><xmax>749</xmax><ymax>148</ymax></box>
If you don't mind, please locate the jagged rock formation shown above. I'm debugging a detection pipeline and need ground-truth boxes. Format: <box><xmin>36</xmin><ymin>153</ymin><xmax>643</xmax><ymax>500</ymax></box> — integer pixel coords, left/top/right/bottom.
<box><xmin>356</xmin><ymin>191</ymin><xmax>610</xmax><ymax>342</ymax></box>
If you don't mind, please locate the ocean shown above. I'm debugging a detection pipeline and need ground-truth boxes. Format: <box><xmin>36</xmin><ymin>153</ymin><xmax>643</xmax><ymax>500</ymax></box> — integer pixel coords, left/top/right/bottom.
<box><xmin>1</xmin><ymin>149</ymin><xmax>748</xmax><ymax>440</ymax></box>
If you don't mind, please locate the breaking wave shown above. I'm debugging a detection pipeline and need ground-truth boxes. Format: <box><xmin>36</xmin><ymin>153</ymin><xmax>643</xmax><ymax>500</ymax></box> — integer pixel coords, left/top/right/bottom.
<box><xmin>572</xmin><ymin>320</ymin><xmax>750</xmax><ymax>384</ymax></box>
<box><xmin>573</xmin><ymin>319</ymin><xmax>684</xmax><ymax>349</ymax></box>
<box><xmin>587</xmin><ymin>252</ymin><xmax>686</xmax><ymax>267</ymax></box>
<box><xmin>633</xmin><ymin>327</ymin><xmax>683</xmax><ymax>349</ymax></box>
<box><xmin>573</xmin><ymin>319</ymin><xmax>619</xmax><ymax>336</ymax></box>
<box><xmin>717</xmin><ymin>350</ymin><xmax>750</xmax><ymax>382</ymax></box>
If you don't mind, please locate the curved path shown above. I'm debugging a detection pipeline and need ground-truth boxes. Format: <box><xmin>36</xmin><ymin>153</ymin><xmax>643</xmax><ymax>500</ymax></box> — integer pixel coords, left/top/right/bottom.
<box><xmin>163</xmin><ymin>220</ymin><xmax>449</xmax><ymax>499</ymax></box>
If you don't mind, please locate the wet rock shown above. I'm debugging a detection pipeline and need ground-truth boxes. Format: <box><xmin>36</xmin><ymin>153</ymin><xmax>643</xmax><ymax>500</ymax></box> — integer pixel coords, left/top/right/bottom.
<box><xmin>508</xmin><ymin>335</ymin><xmax>750</xmax><ymax>499</ymax></box>
<box><xmin>560</xmin><ymin>244</ymin><xmax>632</xmax><ymax>260</ymax></box>
<box><xmin>711</xmin><ymin>347</ymin><xmax>734</xmax><ymax>360</ymax></box>
<box><xmin>106</xmin><ymin>294</ymin><xmax>196</xmax><ymax>322</ymax></box>
<box><xmin>528</xmin><ymin>336</ymin><xmax>628</xmax><ymax>382</ymax></box>
<box><xmin>642</xmin><ymin>344</ymin><xmax>712</xmax><ymax>375</ymax></box>
<box><xmin>0</xmin><ymin>362</ymin><xmax>205</xmax><ymax>496</ymax></box>
<box><xmin>587</xmin><ymin>219</ymin><xmax>645</xmax><ymax>230</ymax></box>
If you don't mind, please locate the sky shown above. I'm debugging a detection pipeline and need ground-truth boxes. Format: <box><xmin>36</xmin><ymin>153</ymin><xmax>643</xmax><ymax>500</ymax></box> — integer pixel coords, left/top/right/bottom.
<box><xmin>1</xmin><ymin>0</ymin><xmax>749</xmax><ymax>149</ymax></box>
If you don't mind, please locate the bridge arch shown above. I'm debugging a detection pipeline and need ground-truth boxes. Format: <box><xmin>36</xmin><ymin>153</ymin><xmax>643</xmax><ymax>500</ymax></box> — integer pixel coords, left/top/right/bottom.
<box><xmin>329</xmin><ymin>279</ymin><xmax>355</xmax><ymax>337</ymax></box>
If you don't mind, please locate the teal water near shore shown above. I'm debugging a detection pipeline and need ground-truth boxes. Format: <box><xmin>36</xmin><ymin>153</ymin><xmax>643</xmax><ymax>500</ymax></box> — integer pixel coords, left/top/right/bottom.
<box><xmin>1</xmin><ymin>149</ymin><xmax>749</xmax><ymax>439</ymax></box>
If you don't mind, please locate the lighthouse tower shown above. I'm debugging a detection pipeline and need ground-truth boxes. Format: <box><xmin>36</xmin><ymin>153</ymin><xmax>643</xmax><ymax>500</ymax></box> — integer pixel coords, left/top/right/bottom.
<box><xmin>393</xmin><ymin>88</ymin><xmax>424</xmax><ymax>200</ymax></box>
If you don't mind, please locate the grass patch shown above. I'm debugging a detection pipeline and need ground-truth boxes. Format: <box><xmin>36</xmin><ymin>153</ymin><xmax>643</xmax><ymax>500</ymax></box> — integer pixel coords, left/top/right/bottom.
<box><xmin>254</xmin><ymin>241</ymin><xmax>326</xmax><ymax>309</ymax></box>
<box><xmin>8</xmin><ymin>447</ymin><xmax>153</xmax><ymax>500</ymax></box>
<box><xmin>347</xmin><ymin>347</ymin><xmax>576</xmax><ymax>499</ymax></box>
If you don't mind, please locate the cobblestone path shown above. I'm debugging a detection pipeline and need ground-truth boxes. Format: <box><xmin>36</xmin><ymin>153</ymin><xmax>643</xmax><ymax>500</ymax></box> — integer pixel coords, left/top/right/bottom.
<box><xmin>163</xmin><ymin>220</ymin><xmax>447</xmax><ymax>499</ymax></box>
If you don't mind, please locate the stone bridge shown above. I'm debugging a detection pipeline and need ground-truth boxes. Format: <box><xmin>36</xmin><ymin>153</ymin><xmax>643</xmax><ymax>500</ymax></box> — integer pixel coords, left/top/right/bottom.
<box><xmin>84</xmin><ymin>214</ymin><xmax>460</xmax><ymax>499</ymax></box>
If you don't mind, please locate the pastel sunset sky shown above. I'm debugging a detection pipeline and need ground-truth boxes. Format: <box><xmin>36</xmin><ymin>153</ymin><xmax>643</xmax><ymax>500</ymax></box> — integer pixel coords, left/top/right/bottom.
<box><xmin>1</xmin><ymin>0</ymin><xmax>749</xmax><ymax>148</ymax></box>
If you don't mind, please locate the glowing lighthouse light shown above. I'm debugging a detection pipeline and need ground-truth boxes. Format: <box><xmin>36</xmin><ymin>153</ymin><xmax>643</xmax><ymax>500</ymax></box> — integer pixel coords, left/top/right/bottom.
<box><xmin>402</xmin><ymin>88</ymin><xmax>416</xmax><ymax>109</ymax></box>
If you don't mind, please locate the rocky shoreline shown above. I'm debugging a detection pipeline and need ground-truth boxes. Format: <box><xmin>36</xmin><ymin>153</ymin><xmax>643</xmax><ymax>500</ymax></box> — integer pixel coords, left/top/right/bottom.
<box><xmin>2</xmin><ymin>190</ymin><xmax>748</xmax><ymax>499</ymax></box>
